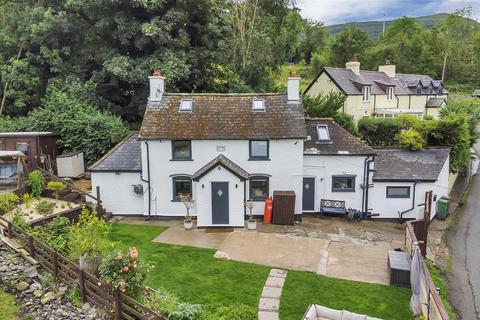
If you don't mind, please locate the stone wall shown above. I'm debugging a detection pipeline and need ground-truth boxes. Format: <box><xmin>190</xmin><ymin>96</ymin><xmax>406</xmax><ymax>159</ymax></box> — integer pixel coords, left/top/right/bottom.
<box><xmin>0</xmin><ymin>241</ymin><xmax>106</xmax><ymax>320</ymax></box>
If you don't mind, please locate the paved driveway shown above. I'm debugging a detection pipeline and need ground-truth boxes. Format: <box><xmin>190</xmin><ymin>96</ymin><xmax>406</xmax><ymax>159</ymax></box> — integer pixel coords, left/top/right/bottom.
<box><xmin>151</xmin><ymin>217</ymin><xmax>404</xmax><ymax>285</ymax></box>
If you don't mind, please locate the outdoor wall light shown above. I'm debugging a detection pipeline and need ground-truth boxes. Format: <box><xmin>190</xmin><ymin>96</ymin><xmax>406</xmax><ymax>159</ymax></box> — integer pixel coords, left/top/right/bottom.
<box><xmin>235</xmin><ymin>184</ymin><xmax>238</xmax><ymax>188</ymax></box>
<box><xmin>202</xmin><ymin>184</ymin><xmax>204</xmax><ymax>188</ymax></box>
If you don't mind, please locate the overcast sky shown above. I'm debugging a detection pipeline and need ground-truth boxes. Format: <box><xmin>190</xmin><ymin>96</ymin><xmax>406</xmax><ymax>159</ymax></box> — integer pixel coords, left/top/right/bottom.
<box><xmin>296</xmin><ymin>0</ymin><xmax>480</xmax><ymax>25</ymax></box>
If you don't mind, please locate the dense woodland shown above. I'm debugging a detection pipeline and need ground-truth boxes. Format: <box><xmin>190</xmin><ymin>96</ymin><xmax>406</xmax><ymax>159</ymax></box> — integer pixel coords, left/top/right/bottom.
<box><xmin>0</xmin><ymin>1</ymin><xmax>479</xmax><ymax>164</ymax></box>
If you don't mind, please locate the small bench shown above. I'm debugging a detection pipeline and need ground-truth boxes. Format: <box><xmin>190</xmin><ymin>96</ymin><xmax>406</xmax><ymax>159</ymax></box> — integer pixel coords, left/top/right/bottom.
<box><xmin>320</xmin><ymin>199</ymin><xmax>347</xmax><ymax>219</ymax></box>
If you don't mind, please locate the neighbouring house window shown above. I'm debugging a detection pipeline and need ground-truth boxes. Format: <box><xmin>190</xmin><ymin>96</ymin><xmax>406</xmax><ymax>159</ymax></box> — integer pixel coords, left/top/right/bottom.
<box><xmin>387</xmin><ymin>86</ymin><xmax>394</xmax><ymax>101</ymax></box>
<box><xmin>16</xmin><ymin>142</ymin><xmax>28</xmax><ymax>155</ymax></box>
<box><xmin>416</xmin><ymin>84</ymin><xmax>422</xmax><ymax>95</ymax></box>
<box><xmin>332</xmin><ymin>175</ymin><xmax>355</xmax><ymax>192</ymax></box>
<box><xmin>362</xmin><ymin>86</ymin><xmax>371</xmax><ymax>102</ymax></box>
<box><xmin>250</xmin><ymin>176</ymin><xmax>269</xmax><ymax>200</ymax></box>
<box><xmin>386</xmin><ymin>186</ymin><xmax>411</xmax><ymax>198</ymax></box>
<box><xmin>172</xmin><ymin>176</ymin><xmax>192</xmax><ymax>201</ymax></box>
<box><xmin>316</xmin><ymin>125</ymin><xmax>330</xmax><ymax>141</ymax></box>
<box><xmin>172</xmin><ymin>140</ymin><xmax>192</xmax><ymax>160</ymax></box>
<box><xmin>438</xmin><ymin>86</ymin><xmax>444</xmax><ymax>95</ymax></box>
<box><xmin>249</xmin><ymin>140</ymin><xmax>269</xmax><ymax>160</ymax></box>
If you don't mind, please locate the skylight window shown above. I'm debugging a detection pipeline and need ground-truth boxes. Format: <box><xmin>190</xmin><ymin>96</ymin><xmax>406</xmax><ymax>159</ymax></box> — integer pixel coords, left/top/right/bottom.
<box><xmin>316</xmin><ymin>125</ymin><xmax>330</xmax><ymax>141</ymax></box>
<box><xmin>252</xmin><ymin>99</ymin><xmax>265</xmax><ymax>112</ymax></box>
<box><xmin>179</xmin><ymin>99</ymin><xmax>193</xmax><ymax>112</ymax></box>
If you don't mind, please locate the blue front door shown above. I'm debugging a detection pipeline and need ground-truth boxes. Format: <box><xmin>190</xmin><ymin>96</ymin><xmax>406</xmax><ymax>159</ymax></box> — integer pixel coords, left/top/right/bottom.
<box><xmin>212</xmin><ymin>182</ymin><xmax>229</xmax><ymax>224</ymax></box>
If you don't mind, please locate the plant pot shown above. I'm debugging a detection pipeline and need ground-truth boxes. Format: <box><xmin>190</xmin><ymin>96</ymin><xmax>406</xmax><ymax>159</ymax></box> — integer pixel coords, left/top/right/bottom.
<box><xmin>79</xmin><ymin>255</ymin><xmax>102</xmax><ymax>275</ymax></box>
<box><xmin>184</xmin><ymin>219</ymin><xmax>193</xmax><ymax>230</ymax></box>
<box><xmin>247</xmin><ymin>220</ymin><xmax>256</xmax><ymax>230</ymax></box>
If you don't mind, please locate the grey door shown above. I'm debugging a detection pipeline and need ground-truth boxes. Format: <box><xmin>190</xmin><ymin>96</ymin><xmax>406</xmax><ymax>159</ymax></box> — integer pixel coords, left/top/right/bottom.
<box><xmin>302</xmin><ymin>177</ymin><xmax>315</xmax><ymax>211</ymax></box>
<box><xmin>212</xmin><ymin>182</ymin><xmax>229</xmax><ymax>224</ymax></box>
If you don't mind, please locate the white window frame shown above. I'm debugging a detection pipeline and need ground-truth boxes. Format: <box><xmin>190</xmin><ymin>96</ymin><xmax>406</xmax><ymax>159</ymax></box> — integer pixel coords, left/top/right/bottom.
<box><xmin>362</xmin><ymin>86</ymin><xmax>371</xmax><ymax>102</ymax></box>
<box><xmin>316</xmin><ymin>125</ymin><xmax>330</xmax><ymax>141</ymax></box>
<box><xmin>387</xmin><ymin>86</ymin><xmax>394</xmax><ymax>101</ymax></box>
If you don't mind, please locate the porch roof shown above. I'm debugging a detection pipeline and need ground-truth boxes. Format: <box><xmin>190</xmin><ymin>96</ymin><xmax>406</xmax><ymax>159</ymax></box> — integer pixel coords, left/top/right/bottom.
<box><xmin>192</xmin><ymin>154</ymin><xmax>249</xmax><ymax>181</ymax></box>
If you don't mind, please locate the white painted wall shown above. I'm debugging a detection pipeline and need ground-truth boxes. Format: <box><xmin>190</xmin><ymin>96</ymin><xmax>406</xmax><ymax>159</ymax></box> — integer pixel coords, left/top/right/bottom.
<box><xmin>142</xmin><ymin>139</ymin><xmax>304</xmax><ymax>219</ymax></box>
<box><xmin>195</xmin><ymin>166</ymin><xmax>245</xmax><ymax>227</ymax></box>
<box><xmin>369</xmin><ymin>156</ymin><xmax>450</xmax><ymax>220</ymax></box>
<box><xmin>303</xmin><ymin>155</ymin><xmax>368</xmax><ymax>211</ymax></box>
<box><xmin>91</xmin><ymin>172</ymin><xmax>144</xmax><ymax>215</ymax></box>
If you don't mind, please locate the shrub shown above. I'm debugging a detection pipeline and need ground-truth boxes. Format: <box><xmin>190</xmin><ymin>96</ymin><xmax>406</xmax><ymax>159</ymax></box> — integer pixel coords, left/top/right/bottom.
<box><xmin>0</xmin><ymin>192</ymin><xmax>19</xmax><ymax>213</ymax></box>
<box><xmin>41</xmin><ymin>274</ymin><xmax>54</xmax><ymax>289</ymax></box>
<box><xmin>333</xmin><ymin>112</ymin><xmax>358</xmax><ymax>135</ymax></box>
<box><xmin>395</xmin><ymin>114</ymin><xmax>422</xmax><ymax>129</ymax></box>
<box><xmin>144</xmin><ymin>289</ymin><xmax>202</xmax><ymax>320</ymax></box>
<box><xmin>395</xmin><ymin>128</ymin><xmax>425</xmax><ymax>151</ymax></box>
<box><xmin>68</xmin><ymin>286</ymin><xmax>82</xmax><ymax>307</ymax></box>
<box><xmin>440</xmin><ymin>98</ymin><xmax>480</xmax><ymax>144</ymax></box>
<box><xmin>69</xmin><ymin>207</ymin><xmax>112</xmax><ymax>259</ymax></box>
<box><xmin>32</xmin><ymin>217</ymin><xmax>71</xmax><ymax>255</ymax></box>
<box><xmin>28</xmin><ymin>171</ymin><xmax>45</xmax><ymax>197</ymax></box>
<box><xmin>35</xmin><ymin>200</ymin><xmax>55</xmax><ymax>216</ymax></box>
<box><xmin>201</xmin><ymin>304</ymin><xmax>257</xmax><ymax>320</ymax></box>
<box><xmin>99</xmin><ymin>247</ymin><xmax>150</xmax><ymax>298</ymax></box>
<box><xmin>11</xmin><ymin>212</ymin><xmax>31</xmax><ymax>231</ymax></box>
<box><xmin>303</xmin><ymin>91</ymin><xmax>346</xmax><ymax>117</ymax></box>
<box><xmin>22</xmin><ymin>193</ymin><xmax>35</xmax><ymax>208</ymax></box>
<box><xmin>46</xmin><ymin>181</ymin><xmax>66</xmax><ymax>199</ymax></box>
<box><xmin>358</xmin><ymin>117</ymin><xmax>403</xmax><ymax>146</ymax></box>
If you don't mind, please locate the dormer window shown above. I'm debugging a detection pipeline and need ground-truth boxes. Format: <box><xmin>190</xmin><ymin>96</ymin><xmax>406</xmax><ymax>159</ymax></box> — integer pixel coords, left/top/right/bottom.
<box><xmin>179</xmin><ymin>99</ymin><xmax>193</xmax><ymax>112</ymax></box>
<box><xmin>252</xmin><ymin>99</ymin><xmax>265</xmax><ymax>112</ymax></box>
<box><xmin>416</xmin><ymin>83</ymin><xmax>422</xmax><ymax>95</ymax></box>
<box><xmin>316</xmin><ymin>125</ymin><xmax>330</xmax><ymax>142</ymax></box>
<box><xmin>438</xmin><ymin>85</ymin><xmax>444</xmax><ymax>95</ymax></box>
<box><xmin>387</xmin><ymin>86</ymin><xmax>394</xmax><ymax>101</ymax></box>
<box><xmin>362</xmin><ymin>86</ymin><xmax>371</xmax><ymax>102</ymax></box>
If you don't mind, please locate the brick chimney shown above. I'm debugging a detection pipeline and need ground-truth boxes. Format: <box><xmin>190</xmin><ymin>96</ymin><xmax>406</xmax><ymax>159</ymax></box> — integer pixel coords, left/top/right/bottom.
<box><xmin>379</xmin><ymin>60</ymin><xmax>396</xmax><ymax>78</ymax></box>
<box><xmin>148</xmin><ymin>70</ymin><xmax>165</xmax><ymax>102</ymax></box>
<box><xmin>345</xmin><ymin>57</ymin><xmax>360</xmax><ymax>75</ymax></box>
<box><xmin>287</xmin><ymin>71</ymin><xmax>300</xmax><ymax>101</ymax></box>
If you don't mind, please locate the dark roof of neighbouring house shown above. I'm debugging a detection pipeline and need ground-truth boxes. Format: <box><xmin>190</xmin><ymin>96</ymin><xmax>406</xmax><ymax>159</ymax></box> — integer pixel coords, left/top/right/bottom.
<box><xmin>192</xmin><ymin>154</ymin><xmax>249</xmax><ymax>181</ymax></box>
<box><xmin>473</xmin><ymin>89</ymin><xmax>480</xmax><ymax>97</ymax></box>
<box><xmin>88</xmin><ymin>132</ymin><xmax>141</xmax><ymax>172</ymax></box>
<box><xmin>304</xmin><ymin>118</ymin><xmax>375</xmax><ymax>156</ymax></box>
<box><xmin>304</xmin><ymin>67</ymin><xmax>446</xmax><ymax>96</ymax></box>
<box><xmin>373</xmin><ymin>147</ymin><xmax>450</xmax><ymax>182</ymax></box>
<box><xmin>426</xmin><ymin>97</ymin><xmax>446</xmax><ymax>108</ymax></box>
<box><xmin>139</xmin><ymin>93</ymin><xmax>306</xmax><ymax>140</ymax></box>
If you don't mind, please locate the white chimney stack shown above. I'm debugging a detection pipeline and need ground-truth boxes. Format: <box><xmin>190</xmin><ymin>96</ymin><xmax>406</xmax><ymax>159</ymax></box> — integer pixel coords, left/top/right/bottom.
<box><xmin>345</xmin><ymin>58</ymin><xmax>360</xmax><ymax>75</ymax></box>
<box><xmin>378</xmin><ymin>60</ymin><xmax>396</xmax><ymax>78</ymax></box>
<box><xmin>148</xmin><ymin>70</ymin><xmax>165</xmax><ymax>102</ymax></box>
<box><xmin>287</xmin><ymin>71</ymin><xmax>300</xmax><ymax>101</ymax></box>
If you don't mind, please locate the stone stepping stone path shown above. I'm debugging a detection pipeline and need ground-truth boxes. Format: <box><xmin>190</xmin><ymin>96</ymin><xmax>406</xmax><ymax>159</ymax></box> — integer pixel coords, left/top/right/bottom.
<box><xmin>258</xmin><ymin>268</ymin><xmax>288</xmax><ymax>320</ymax></box>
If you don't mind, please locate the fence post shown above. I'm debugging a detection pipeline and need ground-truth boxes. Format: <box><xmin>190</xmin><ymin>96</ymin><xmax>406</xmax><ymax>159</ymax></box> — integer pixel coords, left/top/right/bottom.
<box><xmin>114</xmin><ymin>289</ymin><xmax>122</xmax><ymax>320</ymax></box>
<box><xmin>52</xmin><ymin>251</ymin><xmax>59</xmax><ymax>280</ymax></box>
<box><xmin>28</xmin><ymin>236</ymin><xmax>35</xmax><ymax>258</ymax></box>
<box><xmin>96</xmin><ymin>186</ymin><xmax>102</xmax><ymax>214</ymax></box>
<box><xmin>79</xmin><ymin>269</ymin><xmax>86</xmax><ymax>302</ymax></box>
<box><xmin>7</xmin><ymin>221</ymin><xmax>12</xmax><ymax>238</ymax></box>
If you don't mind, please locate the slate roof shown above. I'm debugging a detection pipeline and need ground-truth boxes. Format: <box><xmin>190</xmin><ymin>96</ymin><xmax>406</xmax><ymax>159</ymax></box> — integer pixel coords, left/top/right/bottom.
<box><xmin>305</xmin><ymin>67</ymin><xmax>446</xmax><ymax>96</ymax></box>
<box><xmin>373</xmin><ymin>148</ymin><xmax>450</xmax><ymax>182</ymax></box>
<box><xmin>304</xmin><ymin>118</ymin><xmax>375</xmax><ymax>156</ymax></box>
<box><xmin>88</xmin><ymin>132</ymin><xmax>141</xmax><ymax>172</ymax></box>
<box><xmin>426</xmin><ymin>98</ymin><xmax>446</xmax><ymax>108</ymax></box>
<box><xmin>192</xmin><ymin>154</ymin><xmax>249</xmax><ymax>181</ymax></box>
<box><xmin>139</xmin><ymin>93</ymin><xmax>306</xmax><ymax>140</ymax></box>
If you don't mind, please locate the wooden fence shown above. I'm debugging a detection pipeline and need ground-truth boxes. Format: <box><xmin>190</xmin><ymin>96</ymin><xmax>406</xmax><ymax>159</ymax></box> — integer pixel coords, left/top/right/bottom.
<box><xmin>405</xmin><ymin>220</ymin><xmax>450</xmax><ymax>320</ymax></box>
<box><xmin>0</xmin><ymin>216</ymin><xmax>166</xmax><ymax>320</ymax></box>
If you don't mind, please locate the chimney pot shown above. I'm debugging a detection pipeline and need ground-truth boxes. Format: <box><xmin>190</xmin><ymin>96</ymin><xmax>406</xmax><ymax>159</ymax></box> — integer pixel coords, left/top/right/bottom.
<box><xmin>153</xmin><ymin>70</ymin><xmax>161</xmax><ymax>76</ymax></box>
<box><xmin>289</xmin><ymin>71</ymin><xmax>297</xmax><ymax>77</ymax></box>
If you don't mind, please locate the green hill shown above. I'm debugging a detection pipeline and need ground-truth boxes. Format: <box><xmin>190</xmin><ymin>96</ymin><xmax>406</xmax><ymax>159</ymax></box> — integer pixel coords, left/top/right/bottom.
<box><xmin>327</xmin><ymin>13</ymin><xmax>478</xmax><ymax>38</ymax></box>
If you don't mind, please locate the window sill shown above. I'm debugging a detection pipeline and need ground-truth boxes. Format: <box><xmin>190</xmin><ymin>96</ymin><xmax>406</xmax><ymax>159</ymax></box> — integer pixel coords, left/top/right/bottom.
<box><xmin>170</xmin><ymin>159</ymin><xmax>194</xmax><ymax>161</ymax></box>
<box><xmin>248</xmin><ymin>158</ymin><xmax>271</xmax><ymax>161</ymax></box>
<box><xmin>171</xmin><ymin>199</ymin><xmax>194</xmax><ymax>202</ymax></box>
<box><xmin>386</xmin><ymin>196</ymin><xmax>410</xmax><ymax>199</ymax></box>
<box><xmin>332</xmin><ymin>189</ymin><xmax>355</xmax><ymax>193</ymax></box>
<box><xmin>249</xmin><ymin>198</ymin><xmax>267</xmax><ymax>202</ymax></box>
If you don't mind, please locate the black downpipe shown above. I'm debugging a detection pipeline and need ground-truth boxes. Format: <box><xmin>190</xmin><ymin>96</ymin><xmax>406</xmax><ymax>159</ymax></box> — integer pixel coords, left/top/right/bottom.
<box><xmin>140</xmin><ymin>141</ymin><xmax>152</xmax><ymax>220</ymax></box>
<box><xmin>364</xmin><ymin>157</ymin><xmax>375</xmax><ymax>214</ymax></box>
<box><xmin>399</xmin><ymin>181</ymin><xmax>418</xmax><ymax>223</ymax></box>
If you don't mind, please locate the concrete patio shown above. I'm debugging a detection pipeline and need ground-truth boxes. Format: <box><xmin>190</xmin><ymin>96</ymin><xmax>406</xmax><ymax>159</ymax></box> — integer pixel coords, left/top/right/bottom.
<box><xmin>118</xmin><ymin>216</ymin><xmax>405</xmax><ymax>285</ymax></box>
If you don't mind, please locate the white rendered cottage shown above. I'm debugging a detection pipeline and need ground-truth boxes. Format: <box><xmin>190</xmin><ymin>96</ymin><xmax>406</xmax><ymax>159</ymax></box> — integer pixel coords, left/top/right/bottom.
<box><xmin>89</xmin><ymin>73</ymin><xmax>450</xmax><ymax>225</ymax></box>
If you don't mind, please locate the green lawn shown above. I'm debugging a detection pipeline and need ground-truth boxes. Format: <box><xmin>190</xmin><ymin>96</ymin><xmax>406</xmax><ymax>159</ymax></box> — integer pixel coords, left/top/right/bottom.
<box><xmin>0</xmin><ymin>289</ymin><xmax>20</xmax><ymax>320</ymax></box>
<box><xmin>110</xmin><ymin>224</ymin><xmax>412</xmax><ymax>319</ymax></box>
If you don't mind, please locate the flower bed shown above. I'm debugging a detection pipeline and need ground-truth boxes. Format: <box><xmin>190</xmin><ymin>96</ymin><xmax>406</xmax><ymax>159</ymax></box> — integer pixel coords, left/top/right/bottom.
<box><xmin>3</xmin><ymin>197</ymin><xmax>80</xmax><ymax>224</ymax></box>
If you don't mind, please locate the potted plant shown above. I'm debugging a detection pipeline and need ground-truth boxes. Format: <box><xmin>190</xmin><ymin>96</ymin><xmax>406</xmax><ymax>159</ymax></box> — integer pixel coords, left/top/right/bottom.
<box><xmin>70</xmin><ymin>207</ymin><xmax>113</xmax><ymax>274</ymax></box>
<box><xmin>245</xmin><ymin>201</ymin><xmax>256</xmax><ymax>230</ymax></box>
<box><xmin>179</xmin><ymin>193</ymin><xmax>194</xmax><ymax>230</ymax></box>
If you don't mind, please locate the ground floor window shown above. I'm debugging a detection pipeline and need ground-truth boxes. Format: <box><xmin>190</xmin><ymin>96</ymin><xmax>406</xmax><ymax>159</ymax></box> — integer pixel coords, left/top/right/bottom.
<box><xmin>250</xmin><ymin>176</ymin><xmax>269</xmax><ymax>200</ymax></box>
<box><xmin>172</xmin><ymin>176</ymin><xmax>192</xmax><ymax>201</ymax></box>
<box><xmin>386</xmin><ymin>186</ymin><xmax>411</xmax><ymax>198</ymax></box>
<box><xmin>332</xmin><ymin>175</ymin><xmax>355</xmax><ymax>192</ymax></box>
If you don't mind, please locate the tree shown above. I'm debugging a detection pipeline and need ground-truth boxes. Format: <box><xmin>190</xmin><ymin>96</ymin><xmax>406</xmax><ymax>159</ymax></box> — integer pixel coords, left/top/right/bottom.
<box><xmin>303</xmin><ymin>91</ymin><xmax>346</xmax><ymax>117</ymax></box>
<box><xmin>329</xmin><ymin>27</ymin><xmax>372</xmax><ymax>67</ymax></box>
<box><xmin>395</xmin><ymin>128</ymin><xmax>425</xmax><ymax>151</ymax></box>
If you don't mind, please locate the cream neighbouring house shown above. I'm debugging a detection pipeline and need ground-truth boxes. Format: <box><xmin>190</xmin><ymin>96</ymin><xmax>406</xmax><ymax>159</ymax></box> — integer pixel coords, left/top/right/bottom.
<box><xmin>89</xmin><ymin>72</ymin><xmax>450</xmax><ymax>226</ymax></box>
<box><xmin>304</xmin><ymin>60</ymin><xmax>448</xmax><ymax>121</ymax></box>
